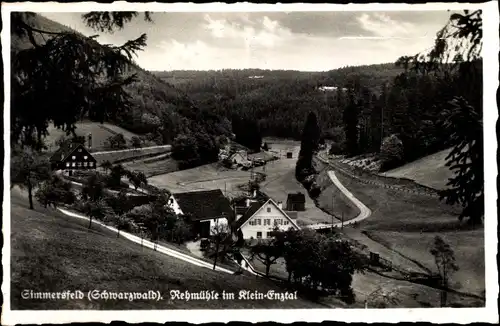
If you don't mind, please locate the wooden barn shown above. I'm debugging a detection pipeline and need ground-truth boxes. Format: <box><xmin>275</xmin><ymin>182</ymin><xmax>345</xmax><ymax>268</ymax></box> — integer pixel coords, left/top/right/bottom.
<box><xmin>286</xmin><ymin>192</ymin><xmax>306</xmax><ymax>211</ymax></box>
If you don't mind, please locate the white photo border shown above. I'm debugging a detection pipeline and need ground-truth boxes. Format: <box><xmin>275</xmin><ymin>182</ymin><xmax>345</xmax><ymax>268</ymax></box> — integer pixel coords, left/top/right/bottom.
<box><xmin>2</xmin><ymin>1</ymin><xmax>498</xmax><ymax>324</ymax></box>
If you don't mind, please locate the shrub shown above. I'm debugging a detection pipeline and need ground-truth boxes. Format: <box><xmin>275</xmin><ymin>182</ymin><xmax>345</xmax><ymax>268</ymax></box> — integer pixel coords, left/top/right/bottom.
<box><xmin>329</xmin><ymin>142</ymin><xmax>344</xmax><ymax>155</ymax></box>
<box><xmin>380</xmin><ymin>134</ymin><xmax>404</xmax><ymax>171</ymax></box>
<box><xmin>309</xmin><ymin>183</ymin><xmax>321</xmax><ymax>199</ymax></box>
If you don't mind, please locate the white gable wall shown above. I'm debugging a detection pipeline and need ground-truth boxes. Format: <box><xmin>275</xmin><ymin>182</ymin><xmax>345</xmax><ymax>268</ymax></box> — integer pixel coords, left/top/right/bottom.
<box><xmin>239</xmin><ymin>201</ymin><xmax>298</xmax><ymax>240</ymax></box>
<box><xmin>167</xmin><ymin>196</ymin><xmax>183</xmax><ymax>215</ymax></box>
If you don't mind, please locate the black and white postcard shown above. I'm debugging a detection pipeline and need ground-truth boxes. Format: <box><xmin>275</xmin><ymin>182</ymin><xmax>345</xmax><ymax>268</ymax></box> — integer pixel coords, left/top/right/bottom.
<box><xmin>2</xmin><ymin>1</ymin><xmax>498</xmax><ymax>324</ymax></box>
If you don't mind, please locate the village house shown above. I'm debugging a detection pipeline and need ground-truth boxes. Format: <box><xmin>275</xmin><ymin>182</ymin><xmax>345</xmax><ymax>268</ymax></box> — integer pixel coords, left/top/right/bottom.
<box><xmin>228</xmin><ymin>150</ymin><xmax>250</xmax><ymax>166</ymax></box>
<box><xmin>233</xmin><ymin>198</ymin><xmax>300</xmax><ymax>240</ymax></box>
<box><xmin>286</xmin><ymin>192</ymin><xmax>306</xmax><ymax>211</ymax></box>
<box><xmin>49</xmin><ymin>143</ymin><xmax>97</xmax><ymax>175</ymax></box>
<box><xmin>167</xmin><ymin>189</ymin><xmax>234</xmax><ymax>238</ymax></box>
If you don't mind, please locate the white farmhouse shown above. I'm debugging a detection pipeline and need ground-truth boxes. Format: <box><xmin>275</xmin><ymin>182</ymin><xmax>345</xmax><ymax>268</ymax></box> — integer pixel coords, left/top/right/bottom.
<box><xmin>234</xmin><ymin>198</ymin><xmax>300</xmax><ymax>240</ymax></box>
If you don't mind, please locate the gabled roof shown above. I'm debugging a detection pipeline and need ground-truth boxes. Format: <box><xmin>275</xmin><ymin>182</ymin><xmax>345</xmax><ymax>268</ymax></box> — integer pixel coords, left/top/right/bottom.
<box><xmin>287</xmin><ymin>192</ymin><xmax>306</xmax><ymax>203</ymax></box>
<box><xmin>234</xmin><ymin>198</ymin><xmax>301</xmax><ymax>231</ymax></box>
<box><xmin>172</xmin><ymin>189</ymin><xmax>234</xmax><ymax>222</ymax></box>
<box><xmin>284</xmin><ymin>211</ymin><xmax>298</xmax><ymax>220</ymax></box>
<box><xmin>248</xmin><ymin>151</ymin><xmax>275</xmax><ymax>162</ymax></box>
<box><xmin>49</xmin><ymin>143</ymin><xmax>93</xmax><ymax>163</ymax></box>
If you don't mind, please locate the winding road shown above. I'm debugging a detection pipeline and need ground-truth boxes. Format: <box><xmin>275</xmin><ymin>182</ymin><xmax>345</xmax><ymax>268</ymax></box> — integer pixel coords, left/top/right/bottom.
<box><xmin>306</xmin><ymin>170</ymin><xmax>372</xmax><ymax>230</ymax></box>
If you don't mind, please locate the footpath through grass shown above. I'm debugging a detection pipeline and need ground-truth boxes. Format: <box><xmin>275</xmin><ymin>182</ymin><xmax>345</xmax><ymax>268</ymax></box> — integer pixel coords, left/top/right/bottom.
<box><xmin>10</xmin><ymin>192</ymin><xmax>325</xmax><ymax>310</ymax></box>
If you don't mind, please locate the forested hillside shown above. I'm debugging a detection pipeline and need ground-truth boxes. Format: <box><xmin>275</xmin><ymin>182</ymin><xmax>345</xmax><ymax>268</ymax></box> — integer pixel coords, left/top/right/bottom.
<box><xmin>153</xmin><ymin>58</ymin><xmax>480</xmax><ymax>167</ymax></box>
<box><xmin>153</xmin><ymin>65</ymin><xmax>405</xmax><ymax>140</ymax></box>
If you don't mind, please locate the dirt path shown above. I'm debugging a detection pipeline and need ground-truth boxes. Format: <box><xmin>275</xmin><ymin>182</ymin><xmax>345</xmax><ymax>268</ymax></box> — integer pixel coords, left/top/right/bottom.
<box><xmin>57</xmin><ymin>207</ymin><xmax>235</xmax><ymax>274</ymax></box>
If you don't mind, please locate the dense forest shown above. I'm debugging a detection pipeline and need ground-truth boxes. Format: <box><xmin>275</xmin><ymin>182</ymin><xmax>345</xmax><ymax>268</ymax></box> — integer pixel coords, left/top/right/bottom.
<box><xmin>152</xmin><ymin>58</ymin><xmax>481</xmax><ymax>167</ymax></box>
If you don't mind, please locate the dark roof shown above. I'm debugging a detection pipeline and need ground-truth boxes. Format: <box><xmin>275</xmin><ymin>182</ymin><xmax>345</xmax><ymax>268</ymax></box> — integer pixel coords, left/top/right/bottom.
<box><xmin>287</xmin><ymin>192</ymin><xmax>306</xmax><ymax>203</ymax></box>
<box><xmin>173</xmin><ymin>189</ymin><xmax>234</xmax><ymax>222</ymax></box>
<box><xmin>233</xmin><ymin>201</ymin><xmax>264</xmax><ymax>230</ymax></box>
<box><xmin>49</xmin><ymin>143</ymin><xmax>91</xmax><ymax>162</ymax></box>
<box><xmin>284</xmin><ymin>211</ymin><xmax>298</xmax><ymax>219</ymax></box>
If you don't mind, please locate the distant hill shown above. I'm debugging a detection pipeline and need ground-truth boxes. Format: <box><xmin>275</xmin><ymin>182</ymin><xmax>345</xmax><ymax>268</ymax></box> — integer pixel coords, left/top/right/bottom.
<box><xmin>153</xmin><ymin>64</ymin><xmax>404</xmax><ymax>94</ymax></box>
<box><xmin>11</xmin><ymin>13</ymin><xmax>230</xmax><ymax>145</ymax></box>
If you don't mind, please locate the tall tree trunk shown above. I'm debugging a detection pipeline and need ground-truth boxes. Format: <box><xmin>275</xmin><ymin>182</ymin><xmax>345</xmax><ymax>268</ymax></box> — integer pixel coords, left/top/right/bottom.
<box><xmin>213</xmin><ymin>238</ymin><xmax>220</xmax><ymax>270</ymax></box>
<box><xmin>27</xmin><ymin>178</ymin><xmax>34</xmax><ymax>210</ymax></box>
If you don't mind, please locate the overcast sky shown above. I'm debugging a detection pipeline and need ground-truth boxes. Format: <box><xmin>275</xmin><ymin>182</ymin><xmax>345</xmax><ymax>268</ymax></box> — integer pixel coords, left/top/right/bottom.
<box><xmin>41</xmin><ymin>11</ymin><xmax>454</xmax><ymax>71</ymax></box>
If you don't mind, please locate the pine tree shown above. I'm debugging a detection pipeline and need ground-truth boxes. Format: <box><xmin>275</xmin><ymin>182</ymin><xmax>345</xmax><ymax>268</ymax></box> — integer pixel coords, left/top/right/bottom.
<box><xmin>11</xmin><ymin>12</ymin><xmax>152</xmax><ymax>150</ymax></box>
<box><xmin>343</xmin><ymin>91</ymin><xmax>360</xmax><ymax>156</ymax></box>
<box><xmin>296</xmin><ymin>112</ymin><xmax>320</xmax><ymax>179</ymax></box>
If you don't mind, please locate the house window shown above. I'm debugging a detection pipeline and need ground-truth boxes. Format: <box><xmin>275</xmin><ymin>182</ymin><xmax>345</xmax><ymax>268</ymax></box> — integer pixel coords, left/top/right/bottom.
<box><xmin>84</xmin><ymin>155</ymin><xmax>88</xmax><ymax>160</ymax></box>
<box><xmin>84</xmin><ymin>162</ymin><xmax>88</xmax><ymax>167</ymax></box>
<box><xmin>267</xmin><ymin>207</ymin><xmax>271</xmax><ymax>213</ymax></box>
<box><xmin>266</xmin><ymin>232</ymin><xmax>272</xmax><ymax>238</ymax></box>
<box><xmin>256</xmin><ymin>232</ymin><xmax>262</xmax><ymax>239</ymax></box>
<box><xmin>256</xmin><ymin>219</ymin><xmax>261</xmax><ymax>225</ymax></box>
<box><xmin>284</xmin><ymin>220</ymin><xmax>289</xmax><ymax>225</ymax></box>
<box><xmin>89</xmin><ymin>162</ymin><xmax>94</xmax><ymax>167</ymax></box>
<box><xmin>77</xmin><ymin>162</ymin><xmax>82</xmax><ymax>167</ymax></box>
<box><xmin>264</xmin><ymin>219</ymin><xmax>271</xmax><ymax>226</ymax></box>
<box><xmin>66</xmin><ymin>162</ymin><xmax>70</xmax><ymax>167</ymax></box>
<box><xmin>72</xmin><ymin>162</ymin><xmax>76</xmax><ymax>167</ymax></box>
<box><xmin>78</xmin><ymin>148</ymin><xmax>82</xmax><ymax>152</ymax></box>
<box><xmin>72</xmin><ymin>156</ymin><xmax>76</xmax><ymax>160</ymax></box>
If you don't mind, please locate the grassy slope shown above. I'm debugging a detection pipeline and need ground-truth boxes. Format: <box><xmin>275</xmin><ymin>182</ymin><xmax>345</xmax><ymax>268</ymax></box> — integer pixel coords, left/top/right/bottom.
<box><xmin>382</xmin><ymin>148</ymin><xmax>453</xmax><ymax>190</ymax></box>
<box><xmin>10</xmin><ymin>190</ymin><xmax>324</xmax><ymax>309</ymax></box>
<box><xmin>328</xmin><ymin>161</ymin><xmax>485</xmax><ymax>297</ymax></box>
<box><xmin>45</xmin><ymin>122</ymin><xmax>139</xmax><ymax>152</ymax></box>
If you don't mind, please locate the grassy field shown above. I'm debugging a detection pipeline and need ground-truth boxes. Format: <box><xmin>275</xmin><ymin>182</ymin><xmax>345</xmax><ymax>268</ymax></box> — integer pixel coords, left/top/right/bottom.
<box><xmin>93</xmin><ymin>147</ymin><xmax>171</xmax><ymax>164</ymax></box>
<box><xmin>45</xmin><ymin>122</ymin><xmax>140</xmax><ymax>152</ymax></box>
<box><xmin>325</xmin><ymin>159</ymin><xmax>485</xmax><ymax>298</ymax></box>
<box><xmin>382</xmin><ymin>148</ymin><xmax>453</xmax><ymax>190</ymax></box>
<box><xmin>149</xmin><ymin>139</ymin><xmax>335</xmax><ymax>225</ymax></box>
<box><xmin>10</xmin><ymin>189</ymin><xmax>325</xmax><ymax>310</ymax></box>
<box><xmin>124</xmin><ymin>156</ymin><xmax>179</xmax><ymax>177</ymax></box>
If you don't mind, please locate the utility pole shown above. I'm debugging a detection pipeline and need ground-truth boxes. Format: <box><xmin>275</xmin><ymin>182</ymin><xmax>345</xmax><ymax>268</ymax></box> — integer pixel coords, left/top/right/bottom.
<box><xmin>331</xmin><ymin>195</ymin><xmax>334</xmax><ymax>233</ymax></box>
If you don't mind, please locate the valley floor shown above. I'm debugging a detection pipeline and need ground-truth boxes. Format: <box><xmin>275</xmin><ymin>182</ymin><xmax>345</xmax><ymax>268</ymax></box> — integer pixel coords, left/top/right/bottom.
<box><xmin>148</xmin><ymin>140</ymin><xmax>335</xmax><ymax>226</ymax></box>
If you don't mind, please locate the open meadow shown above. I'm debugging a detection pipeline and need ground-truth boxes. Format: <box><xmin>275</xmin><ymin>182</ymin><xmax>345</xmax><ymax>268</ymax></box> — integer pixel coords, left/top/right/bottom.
<box><xmin>45</xmin><ymin>122</ymin><xmax>140</xmax><ymax>152</ymax></box>
<box><xmin>325</xmin><ymin>159</ymin><xmax>485</xmax><ymax>299</ymax></box>
<box><xmin>148</xmin><ymin>139</ymin><xmax>336</xmax><ymax>225</ymax></box>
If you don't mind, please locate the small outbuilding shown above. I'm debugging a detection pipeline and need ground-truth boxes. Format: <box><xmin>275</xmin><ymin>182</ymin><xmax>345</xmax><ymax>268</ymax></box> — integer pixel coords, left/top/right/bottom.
<box><xmin>286</xmin><ymin>192</ymin><xmax>306</xmax><ymax>211</ymax></box>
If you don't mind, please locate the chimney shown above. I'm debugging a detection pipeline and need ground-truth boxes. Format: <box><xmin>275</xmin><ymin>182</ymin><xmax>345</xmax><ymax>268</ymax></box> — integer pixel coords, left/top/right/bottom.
<box><xmin>246</xmin><ymin>198</ymin><xmax>251</xmax><ymax>207</ymax></box>
<box><xmin>277</xmin><ymin>201</ymin><xmax>283</xmax><ymax>209</ymax></box>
